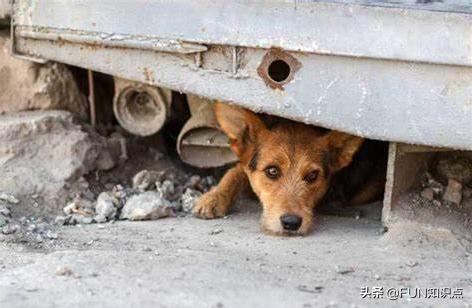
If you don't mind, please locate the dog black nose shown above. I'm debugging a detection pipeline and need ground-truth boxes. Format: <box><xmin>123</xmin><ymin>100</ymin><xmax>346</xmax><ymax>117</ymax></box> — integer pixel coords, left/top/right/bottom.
<box><xmin>280</xmin><ymin>214</ymin><xmax>302</xmax><ymax>231</ymax></box>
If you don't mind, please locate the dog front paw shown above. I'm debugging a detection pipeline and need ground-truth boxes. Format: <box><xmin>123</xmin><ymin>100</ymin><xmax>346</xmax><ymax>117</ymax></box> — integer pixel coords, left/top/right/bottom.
<box><xmin>193</xmin><ymin>189</ymin><xmax>230</xmax><ymax>219</ymax></box>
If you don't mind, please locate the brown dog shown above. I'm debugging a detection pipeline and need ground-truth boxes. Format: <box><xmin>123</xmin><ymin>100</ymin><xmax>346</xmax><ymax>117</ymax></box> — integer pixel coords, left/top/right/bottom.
<box><xmin>193</xmin><ymin>102</ymin><xmax>386</xmax><ymax>235</ymax></box>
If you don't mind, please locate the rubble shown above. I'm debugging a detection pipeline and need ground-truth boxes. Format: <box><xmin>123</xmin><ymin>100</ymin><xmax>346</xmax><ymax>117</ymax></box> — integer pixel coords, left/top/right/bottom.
<box><xmin>120</xmin><ymin>191</ymin><xmax>172</xmax><ymax>221</ymax></box>
<box><xmin>0</xmin><ymin>111</ymin><xmax>124</xmax><ymax>209</ymax></box>
<box><xmin>94</xmin><ymin>192</ymin><xmax>118</xmax><ymax>222</ymax></box>
<box><xmin>0</xmin><ymin>30</ymin><xmax>88</xmax><ymax>118</ymax></box>
<box><xmin>0</xmin><ymin>192</ymin><xmax>19</xmax><ymax>204</ymax></box>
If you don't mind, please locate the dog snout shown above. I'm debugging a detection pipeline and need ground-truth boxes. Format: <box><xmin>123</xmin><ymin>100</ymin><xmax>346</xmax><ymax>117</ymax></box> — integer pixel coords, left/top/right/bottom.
<box><xmin>280</xmin><ymin>214</ymin><xmax>302</xmax><ymax>231</ymax></box>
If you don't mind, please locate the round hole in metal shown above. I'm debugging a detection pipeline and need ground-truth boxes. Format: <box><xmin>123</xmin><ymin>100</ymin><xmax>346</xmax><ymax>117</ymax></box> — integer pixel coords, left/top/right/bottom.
<box><xmin>267</xmin><ymin>59</ymin><xmax>291</xmax><ymax>83</ymax></box>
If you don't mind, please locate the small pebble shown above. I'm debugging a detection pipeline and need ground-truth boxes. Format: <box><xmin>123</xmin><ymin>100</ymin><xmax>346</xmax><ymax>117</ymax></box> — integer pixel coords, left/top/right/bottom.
<box><xmin>0</xmin><ymin>192</ymin><xmax>19</xmax><ymax>204</ymax></box>
<box><xmin>56</xmin><ymin>266</ymin><xmax>73</xmax><ymax>276</ymax></box>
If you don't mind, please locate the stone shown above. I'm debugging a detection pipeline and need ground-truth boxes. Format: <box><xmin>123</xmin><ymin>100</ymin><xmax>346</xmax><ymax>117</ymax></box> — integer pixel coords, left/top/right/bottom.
<box><xmin>181</xmin><ymin>188</ymin><xmax>202</xmax><ymax>213</ymax></box>
<box><xmin>0</xmin><ymin>202</ymin><xmax>10</xmax><ymax>216</ymax></box>
<box><xmin>54</xmin><ymin>216</ymin><xmax>68</xmax><ymax>226</ymax></box>
<box><xmin>0</xmin><ymin>192</ymin><xmax>19</xmax><ymax>204</ymax></box>
<box><xmin>0</xmin><ymin>111</ymin><xmax>117</xmax><ymax>209</ymax></box>
<box><xmin>420</xmin><ymin>188</ymin><xmax>434</xmax><ymax>201</ymax></box>
<box><xmin>443</xmin><ymin>179</ymin><xmax>462</xmax><ymax>205</ymax></box>
<box><xmin>1</xmin><ymin>223</ymin><xmax>17</xmax><ymax>234</ymax></box>
<box><xmin>0</xmin><ymin>30</ymin><xmax>88</xmax><ymax>118</ymax></box>
<box><xmin>120</xmin><ymin>191</ymin><xmax>172</xmax><ymax>221</ymax></box>
<box><xmin>132</xmin><ymin>170</ymin><xmax>161</xmax><ymax>192</ymax></box>
<box><xmin>45</xmin><ymin>230</ymin><xmax>58</xmax><ymax>240</ymax></box>
<box><xmin>156</xmin><ymin>180</ymin><xmax>175</xmax><ymax>199</ymax></box>
<box><xmin>94</xmin><ymin>192</ymin><xmax>118</xmax><ymax>221</ymax></box>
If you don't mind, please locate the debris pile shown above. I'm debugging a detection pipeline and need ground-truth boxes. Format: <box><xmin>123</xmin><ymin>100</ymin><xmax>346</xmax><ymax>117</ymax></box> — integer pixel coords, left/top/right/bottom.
<box><xmin>0</xmin><ymin>191</ymin><xmax>19</xmax><ymax>235</ymax></box>
<box><xmin>0</xmin><ymin>190</ymin><xmax>59</xmax><ymax>243</ymax></box>
<box><xmin>55</xmin><ymin>169</ymin><xmax>214</xmax><ymax>225</ymax></box>
<box><xmin>419</xmin><ymin>154</ymin><xmax>472</xmax><ymax>207</ymax></box>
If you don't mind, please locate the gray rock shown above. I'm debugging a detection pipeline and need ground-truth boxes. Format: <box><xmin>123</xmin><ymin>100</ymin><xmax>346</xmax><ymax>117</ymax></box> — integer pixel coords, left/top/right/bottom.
<box><xmin>156</xmin><ymin>180</ymin><xmax>175</xmax><ymax>199</ymax></box>
<box><xmin>443</xmin><ymin>179</ymin><xmax>462</xmax><ymax>205</ymax></box>
<box><xmin>94</xmin><ymin>192</ymin><xmax>118</xmax><ymax>221</ymax></box>
<box><xmin>45</xmin><ymin>230</ymin><xmax>58</xmax><ymax>240</ymax></box>
<box><xmin>0</xmin><ymin>111</ymin><xmax>118</xmax><ymax>209</ymax></box>
<box><xmin>0</xmin><ymin>192</ymin><xmax>19</xmax><ymax>204</ymax></box>
<box><xmin>132</xmin><ymin>170</ymin><xmax>160</xmax><ymax>192</ymax></box>
<box><xmin>0</xmin><ymin>202</ymin><xmax>10</xmax><ymax>216</ymax></box>
<box><xmin>120</xmin><ymin>192</ymin><xmax>172</xmax><ymax>221</ymax></box>
<box><xmin>181</xmin><ymin>188</ymin><xmax>202</xmax><ymax>213</ymax></box>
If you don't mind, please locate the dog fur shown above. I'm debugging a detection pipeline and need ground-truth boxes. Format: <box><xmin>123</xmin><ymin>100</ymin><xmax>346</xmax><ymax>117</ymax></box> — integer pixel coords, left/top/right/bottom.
<box><xmin>193</xmin><ymin>102</ymin><xmax>386</xmax><ymax>235</ymax></box>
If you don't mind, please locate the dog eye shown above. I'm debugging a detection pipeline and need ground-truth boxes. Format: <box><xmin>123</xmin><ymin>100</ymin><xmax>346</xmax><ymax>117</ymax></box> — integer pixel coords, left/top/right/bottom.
<box><xmin>304</xmin><ymin>170</ymin><xmax>319</xmax><ymax>183</ymax></box>
<box><xmin>264</xmin><ymin>166</ymin><xmax>280</xmax><ymax>179</ymax></box>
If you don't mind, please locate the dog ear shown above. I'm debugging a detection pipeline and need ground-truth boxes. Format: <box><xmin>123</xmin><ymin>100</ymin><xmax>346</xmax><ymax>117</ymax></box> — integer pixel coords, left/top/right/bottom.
<box><xmin>214</xmin><ymin>101</ymin><xmax>266</xmax><ymax>157</ymax></box>
<box><xmin>323</xmin><ymin>131</ymin><xmax>364</xmax><ymax>172</ymax></box>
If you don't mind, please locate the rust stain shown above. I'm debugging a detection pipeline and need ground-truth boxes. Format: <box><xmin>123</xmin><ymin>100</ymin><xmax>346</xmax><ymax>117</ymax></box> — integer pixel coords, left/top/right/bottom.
<box><xmin>257</xmin><ymin>48</ymin><xmax>301</xmax><ymax>90</ymax></box>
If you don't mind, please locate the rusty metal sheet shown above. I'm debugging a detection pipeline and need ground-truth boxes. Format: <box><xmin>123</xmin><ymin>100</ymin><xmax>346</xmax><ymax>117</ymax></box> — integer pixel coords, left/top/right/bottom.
<box><xmin>14</xmin><ymin>36</ymin><xmax>472</xmax><ymax>151</ymax></box>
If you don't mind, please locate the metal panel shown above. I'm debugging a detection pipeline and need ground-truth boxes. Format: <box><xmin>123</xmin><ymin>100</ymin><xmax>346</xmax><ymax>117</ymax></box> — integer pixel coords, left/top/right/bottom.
<box><xmin>14</xmin><ymin>0</ymin><xmax>472</xmax><ymax>66</ymax></box>
<box><xmin>14</xmin><ymin>37</ymin><xmax>472</xmax><ymax>151</ymax></box>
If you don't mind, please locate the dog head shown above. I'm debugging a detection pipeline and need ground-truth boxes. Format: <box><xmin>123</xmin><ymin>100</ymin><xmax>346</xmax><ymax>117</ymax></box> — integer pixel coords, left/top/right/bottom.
<box><xmin>215</xmin><ymin>102</ymin><xmax>364</xmax><ymax>235</ymax></box>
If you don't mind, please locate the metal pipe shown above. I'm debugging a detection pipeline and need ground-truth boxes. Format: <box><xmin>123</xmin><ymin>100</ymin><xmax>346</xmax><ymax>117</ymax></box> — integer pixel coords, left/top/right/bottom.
<box><xmin>113</xmin><ymin>78</ymin><xmax>171</xmax><ymax>136</ymax></box>
<box><xmin>177</xmin><ymin>95</ymin><xmax>237</xmax><ymax>168</ymax></box>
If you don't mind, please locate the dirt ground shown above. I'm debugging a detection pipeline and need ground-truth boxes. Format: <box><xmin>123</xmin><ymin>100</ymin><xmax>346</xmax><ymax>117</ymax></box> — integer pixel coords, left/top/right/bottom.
<box><xmin>0</xmin><ymin>194</ymin><xmax>471</xmax><ymax>308</ymax></box>
<box><xmin>0</xmin><ymin>58</ymin><xmax>470</xmax><ymax>306</ymax></box>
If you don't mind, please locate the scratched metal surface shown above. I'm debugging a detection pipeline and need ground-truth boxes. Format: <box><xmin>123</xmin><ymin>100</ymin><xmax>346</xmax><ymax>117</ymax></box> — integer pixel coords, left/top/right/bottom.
<box><xmin>11</xmin><ymin>0</ymin><xmax>472</xmax><ymax>150</ymax></box>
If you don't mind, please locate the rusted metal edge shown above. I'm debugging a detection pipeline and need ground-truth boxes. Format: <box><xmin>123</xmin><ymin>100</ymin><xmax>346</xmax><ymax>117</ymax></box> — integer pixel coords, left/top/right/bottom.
<box><xmin>15</xmin><ymin>26</ymin><xmax>208</xmax><ymax>54</ymax></box>
<box><xmin>257</xmin><ymin>48</ymin><xmax>302</xmax><ymax>90</ymax></box>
